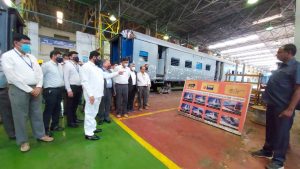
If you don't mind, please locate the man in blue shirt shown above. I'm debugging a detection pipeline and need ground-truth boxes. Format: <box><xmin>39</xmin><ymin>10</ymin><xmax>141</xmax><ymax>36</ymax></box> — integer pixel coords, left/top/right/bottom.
<box><xmin>252</xmin><ymin>44</ymin><xmax>300</xmax><ymax>169</ymax></box>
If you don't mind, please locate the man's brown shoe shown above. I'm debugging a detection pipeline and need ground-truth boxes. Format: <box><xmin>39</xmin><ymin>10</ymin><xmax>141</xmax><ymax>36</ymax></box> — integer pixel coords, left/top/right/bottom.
<box><xmin>37</xmin><ymin>135</ymin><xmax>54</xmax><ymax>142</ymax></box>
<box><xmin>20</xmin><ymin>142</ymin><xmax>30</xmax><ymax>152</ymax></box>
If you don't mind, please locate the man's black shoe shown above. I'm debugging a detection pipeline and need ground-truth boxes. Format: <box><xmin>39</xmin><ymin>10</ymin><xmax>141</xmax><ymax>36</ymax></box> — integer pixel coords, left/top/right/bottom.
<box><xmin>85</xmin><ymin>135</ymin><xmax>100</xmax><ymax>140</ymax></box>
<box><xmin>98</xmin><ymin>120</ymin><xmax>104</xmax><ymax>125</ymax></box>
<box><xmin>104</xmin><ymin>119</ymin><xmax>111</xmax><ymax>123</ymax></box>
<box><xmin>76</xmin><ymin>119</ymin><xmax>84</xmax><ymax>123</ymax></box>
<box><xmin>51</xmin><ymin>126</ymin><xmax>64</xmax><ymax>131</ymax></box>
<box><xmin>45</xmin><ymin>131</ymin><xmax>53</xmax><ymax>137</ymax></box>
<box><xmin>68</xmin><ymin>123</ymin><xmax>79</xmax><ymax>128</ymax></box>
<box><xmin>251</xmin><ymin>149</ymin><xmax>273</xmax><ymax>159</ymax></box>
<box><xmin>94</xmin><ymin>129</ymin><xmax>102</xmax><ymax>133</ymax></box>
<box><xmin>9</xmin><ymin>136</ymin><xmax>16</xmax><ymax>140</ymax></box>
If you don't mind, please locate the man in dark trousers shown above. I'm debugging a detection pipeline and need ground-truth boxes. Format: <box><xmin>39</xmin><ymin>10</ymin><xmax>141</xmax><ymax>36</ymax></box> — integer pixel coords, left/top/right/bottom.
<box><xmin>127</xmin><ymin>63</ymin><xmax>137</xmax><ymax>112</ymax></box>
<box><xmin>42</xmin><ymin>50</ymin><xmax>65</xmax><ymax>136</ymax></box>
<box><xmin>114</xmin><ymin>58</ymin><xmax>131</xmax><ymax>118</ymax></box>
<box><xmin>63</xmin><ymin>51</ymin><xmax>83</xmax><ymax>128</ymax></box>
<box><xmin>98</xmin><ymin>59</ymin><xmax>116</xmax><ymax>124</ymax></box>
<box><xmin>252</xmin><ymin>44</ymin><xmax>300</xmax><ymax>169</ymax></box>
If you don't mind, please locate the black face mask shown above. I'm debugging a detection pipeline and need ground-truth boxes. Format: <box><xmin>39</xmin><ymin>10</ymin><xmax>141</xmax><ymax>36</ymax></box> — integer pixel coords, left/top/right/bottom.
<box><xmin>56</xmin><ymin>57</ymin><xmax>64</xmax><ymax>63</ymax></box>
<box><xmin>73</xmin><ymin>56</ymin><xmax>79</xmax><ymax>63</ymax></box>
<box><xmin>95</xmin><ymin>58</ymin><xmax>101</xmax><ymax>66</ymax></box>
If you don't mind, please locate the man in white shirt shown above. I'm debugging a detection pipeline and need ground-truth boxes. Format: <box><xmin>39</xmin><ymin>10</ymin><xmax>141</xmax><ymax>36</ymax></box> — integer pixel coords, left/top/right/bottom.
<box><xmin>127</xmin><ymin>63</ymin><xmax>137</xmax><ymax>112</ymax></box>
<box><xmin>80</xmin><ymin>51</ymin><xmax>121</xmax><ymax>140</ymax></box>
<box><xmin>42</xmin><ymin>50</ymin><xmax>65</xmax><ymax>136</ymax></box>
<box><xmin>1</xmin><ymin>34</ymin><xmax>53</xmax><ymax>152</ymax></box>
<box><xmin>137</xmin><ymin>65</ymin><xmax>151</xmax><ymax>111</ymax></box>
<box><xmin>114</xmin><ymin>58</ymin><xmax>131</xmax><ymax>118</ymax></box>
<box><xmin>63</xmin><ymin>51</ymin><xmax>83</xmax><ymax>128</ymax></box>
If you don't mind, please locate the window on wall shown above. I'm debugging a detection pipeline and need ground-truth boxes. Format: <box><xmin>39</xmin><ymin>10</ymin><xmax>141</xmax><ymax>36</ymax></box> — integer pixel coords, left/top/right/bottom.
<box><xmin>185</xmin><ymin>61</ymin><xmax>192</xmax><ymax>68</ymax></box>
<box><xmin>196</xmin><ymin>62</ymin><xmax>202</xmax><ymax>70</ymax></box>
<box><xmin>206</xmin><ymin>64</ymin><xmax>211</xmax><ymax>71</ymax></box>
<box><xmin>139</xmin><ymin>51</ymin><xmax>148</xmax><ymax>62</ymax></box>
<box><xmin>171</xmin><ymin>58</ymin><xmax>180</xmax><ymax>66</ymax></box>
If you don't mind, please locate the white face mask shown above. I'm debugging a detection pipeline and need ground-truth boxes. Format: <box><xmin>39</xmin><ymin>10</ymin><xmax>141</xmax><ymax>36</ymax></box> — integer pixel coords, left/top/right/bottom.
<box><xmin>124</xmin><ymin>63</ymin><xmax>129</xmax><ymax>67</ymax></box>
<box><xmin>131</xmin><ymin>67</ymin><xmax>136</xmax><ymax>71</ymax></box>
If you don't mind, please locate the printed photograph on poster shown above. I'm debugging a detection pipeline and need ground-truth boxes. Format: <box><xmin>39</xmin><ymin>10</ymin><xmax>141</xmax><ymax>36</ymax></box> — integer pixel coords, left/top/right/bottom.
<box><xmin>183</xmin><ymin>92</ymin><xmax>194</xmax><ymax>103</ymax></box>
<box><xmin>222</xmin><ymin>100</ymin><xmax>243</xmax><ymax>115</ymax></box>
<box><xmin>204</xmin><ymin>110</ymin><xmax>218</xmax><ymax>123</ymax></box>
<box><xmin>220</xmin><ymin>115</ymin><xmax>240</xmax><ymax>130</ymax></box>
<box><xmin>180</xmin><ymin>103</ymin><xmax>191</xmax><ymax>113</ymax></box>
<box><xmin>191</xmin><ymin>106</ymin><xmax>203</xmax><ymax>118</ymax></box>
<box><xmin>207</xmin><ymin>97</ymin><xmax>221</xmax><ymax>110</ymax></box>
<box><xmin>194</xmin><ymin>94</ymin><xmax>206</xmax><ymax>106</ymax></box>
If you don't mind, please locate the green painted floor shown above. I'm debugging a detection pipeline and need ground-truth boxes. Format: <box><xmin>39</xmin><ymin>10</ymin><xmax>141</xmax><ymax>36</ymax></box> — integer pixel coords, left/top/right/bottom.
<box><xmin>0</xmin><ymin>116</ymin><xmax>167</xmax><ymax>169</ymax></box>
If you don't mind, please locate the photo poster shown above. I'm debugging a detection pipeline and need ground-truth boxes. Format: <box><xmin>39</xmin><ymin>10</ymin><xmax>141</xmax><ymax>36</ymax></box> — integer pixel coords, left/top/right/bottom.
<box><xmin>178</xmin><ymin>80</ymin><xmax>252</xmax><ymax>135</ymax></box>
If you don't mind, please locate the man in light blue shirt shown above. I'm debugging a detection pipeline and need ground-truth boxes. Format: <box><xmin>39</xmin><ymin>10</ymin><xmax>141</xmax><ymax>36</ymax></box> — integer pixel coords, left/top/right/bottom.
<box><xmin>98</xmin><ymin>59</ymin><xmax>117</xmax><ymax>124</ymax></box>
<box><xmin>42</xmin><ymin>50</ymin><xmax>65</xmax><ymax>136</ymax></box>
<box><xmin>0</xmin><ymin>51</ymin><xmax>15</xmax><ymax>139</ymax></box>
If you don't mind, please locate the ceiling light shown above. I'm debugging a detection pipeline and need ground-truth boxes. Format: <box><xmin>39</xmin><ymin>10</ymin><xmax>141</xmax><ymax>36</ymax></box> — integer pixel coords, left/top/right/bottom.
<box><xmin>229</xmin><ymin>49</ymin><xmax>271</xmax><ymax>58</ymax></box>
<box><xmin>56</xmin><ymin>11</ymin><xmax>63</xmax><ymax>24</ymax></box>
<box><xmin>163</xmin><ymin>35</ymin><xmax>170</xmax><ymax>40</ymax></box>
<box><xmin>247</xmin><ymin>0</ymin><xmax>259</xmax><ymax>5</ymax></box>
<box><xmin>266</xmin><ymin>25</ymin><xmax>274</xmax><ymax>31</ymax></box>
<box><xmin>109</xmin><ymin>15</ymin><xmax>117</xmax><ymax>21</ymax></box>
<box><xmin>220</xmin><ymin>43</ymin><xmax>265</xmax><ymax>54</ymax></box>
<box><xmin>208</xmin><ymin>35</ymin><xmax>259</xmax><ymax>49</ymax></box>
<box><xmin>252</xmin><ymin>14</ymin><xmax>283</xmax><ymax>25</ymax></box>
<box><xmin>4</xmin><ymin>0</ymin><xmax>13</xmax><ymax>7</ymax></box>
<box><xmin>4</xmin><ymin>0</ymin><xmax>12</xmax><ymax>7</ymax></box>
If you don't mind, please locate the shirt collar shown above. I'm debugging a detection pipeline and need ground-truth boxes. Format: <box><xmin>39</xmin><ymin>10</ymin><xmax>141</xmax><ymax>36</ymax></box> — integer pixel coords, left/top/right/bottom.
<box><xmin>14</xmin><ymin>48</ymin><xmax>26</xmax><ymax>57</ymax></box>
<box><xmin>281</xmin><ymin>58</ymin><xmax>296</xmax><ymax>67</ymax></box>
<box><xmin>50</xmin><ymin>60</ymin><xmax>58</xmax><ymax>65</ymax></box>
<box><xmin>88</xmin><ymin>61</ymin><xmax>96</xmax><ymax>66</ymax></box>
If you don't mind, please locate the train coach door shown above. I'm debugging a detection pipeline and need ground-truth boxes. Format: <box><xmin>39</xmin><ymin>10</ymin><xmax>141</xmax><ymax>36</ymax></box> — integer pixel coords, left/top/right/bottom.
<box><xmin>219</xmin><ymin>62</ymin><xmax>224</xmax><ymax>81</ymax></box>
<box><xmin>157</xmin><ymin>45</ymin><xmax>167</xmax><ymax>78</ymax></box>
<box><xmin>214</xmin><ymin>61</ymin><xmax>220</xmax><ymax>81</ymax></box>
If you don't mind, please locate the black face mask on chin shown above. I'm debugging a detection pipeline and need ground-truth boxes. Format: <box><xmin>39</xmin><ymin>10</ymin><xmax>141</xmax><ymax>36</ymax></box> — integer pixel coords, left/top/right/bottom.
<box><xmin>73</xmin><ymin>56</ymin><xmax>79</xmax><ymax>63</ymax></box>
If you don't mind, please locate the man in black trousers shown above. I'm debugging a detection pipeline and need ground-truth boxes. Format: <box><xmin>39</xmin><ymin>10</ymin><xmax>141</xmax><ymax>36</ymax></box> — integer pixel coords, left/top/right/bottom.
<box><xmin>252</xmin><ymin>44</ymin><xmax>300</xmax><ymax>169</ymax></box>
<box><xmin>63</xmin><ymin>51</ymin><xmax>83</xmax><ymax>128</ymax></box>
<box><xmin>128</xmin><ymin>63</ymin><xmax>137</xmax><ymax>112</ymax></box>
<box><xmin>42</xmin><ymin>50</ymin><xmax>65</xmax><ymax>136</ymax></box>
<box><xmin>98</xmin><ymin>59</ymin><xmax>116</xmax><ymax>124</ymax></box>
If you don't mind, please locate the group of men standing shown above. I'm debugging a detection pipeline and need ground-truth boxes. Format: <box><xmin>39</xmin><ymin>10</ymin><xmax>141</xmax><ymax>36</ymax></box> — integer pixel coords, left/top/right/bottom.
<box><xmin>0</xmin><ymin>33</ymin><xmax>152</xmax><ymax>152</ymax></box>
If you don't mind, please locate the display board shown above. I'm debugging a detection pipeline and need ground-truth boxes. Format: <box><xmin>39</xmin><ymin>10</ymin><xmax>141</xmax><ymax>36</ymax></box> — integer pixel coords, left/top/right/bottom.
<box><xmin>178</xmin><ymin>80</ymin><xmax>252</xmax><ymax>135</ymax></box>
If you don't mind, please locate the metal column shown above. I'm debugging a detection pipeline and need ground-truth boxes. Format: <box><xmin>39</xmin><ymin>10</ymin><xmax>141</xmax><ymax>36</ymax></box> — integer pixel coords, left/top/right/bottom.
<box><xmin>295</xmin><ymin>0</ymin><xmax>300</xmax><ymax>61</ymax></box>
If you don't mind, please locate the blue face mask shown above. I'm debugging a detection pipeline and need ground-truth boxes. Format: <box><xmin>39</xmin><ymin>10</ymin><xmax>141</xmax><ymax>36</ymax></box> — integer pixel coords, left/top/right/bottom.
<box><xmin>20</xmin><ymin>44</ymin><xmax>31</xmax><ymax>54</ymax></box>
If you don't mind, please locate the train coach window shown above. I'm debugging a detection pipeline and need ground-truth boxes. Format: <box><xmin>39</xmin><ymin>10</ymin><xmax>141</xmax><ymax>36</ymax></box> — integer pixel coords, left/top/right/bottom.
<box><xmin>171</xmin><ymin>58</ymin><xmax>180</xmax><ymax>66</ymax></box>
<box><xmin>206</xmin><ymin>65</ymin><xmax>211</xmax><ymax>71</ymax></box>
<box><xmin>185</xmin><ymin>61</ymin><xmax>192</xmax><ymax>68</ymax></box>
<box><xmin>196</xmin><ymin>62</ymin><xmax>202</xmax><ymax>70</ymax></box>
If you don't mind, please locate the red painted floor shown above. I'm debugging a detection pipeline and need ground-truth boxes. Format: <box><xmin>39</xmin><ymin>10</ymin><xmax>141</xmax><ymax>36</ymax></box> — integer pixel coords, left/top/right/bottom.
<box><xmin>121</xmin><ymin>91</ymin><xmax>300</xmax><ymax>169</ymax></box>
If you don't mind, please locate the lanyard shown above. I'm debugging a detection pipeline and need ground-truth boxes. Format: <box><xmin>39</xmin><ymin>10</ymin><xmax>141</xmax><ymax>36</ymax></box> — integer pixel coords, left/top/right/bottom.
<box><xmin>70</xmin><ymin>61</ymin><xmax>79</xmax><ymax>73</ymax></box>
<box><xmin>14</xmin><ymin>49</ymin><xmax>33</xmax><ymax>70</ymax></box>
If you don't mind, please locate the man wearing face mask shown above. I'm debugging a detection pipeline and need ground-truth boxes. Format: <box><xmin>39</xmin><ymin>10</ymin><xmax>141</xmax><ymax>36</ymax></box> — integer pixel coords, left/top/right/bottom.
<box><xmin>127</xmin><ymin>63</ymin><xmax>137</xmax><ymax>112</ymax></box>
<box><xmin>80</xmin><ymin>51</ymin><xmax>121</xmax><ymax>140</ymax></box>
<box><xmin>41</xmin><ymin>50</ymin><xmax>65</xmax><ymax>136</ymax></box>
<box><xmin>1</xmin><ymin>34</ymin><xmax>54</xmax><ymax>152</ymax></box>
<box><xmin>98</xmin><ymin>59</ymin><xmax>117</xmax><ymax>124</ymax></box>
<box><xmin>63</xmin><ymin>51</ymin><xmax>83</xmax><ymax>128</ymax></box>
<box><xmin>114</xmin><ymin>58</ymin><xmax>131</xmax><ymax>118</ymax></box>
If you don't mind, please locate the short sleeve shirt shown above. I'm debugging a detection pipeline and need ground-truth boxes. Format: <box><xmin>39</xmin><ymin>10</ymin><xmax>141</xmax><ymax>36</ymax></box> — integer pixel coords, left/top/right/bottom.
<box><xmin>262</xmin><ymin>58</ymin><xmax>300</xmax><ymax>108</ymax></box>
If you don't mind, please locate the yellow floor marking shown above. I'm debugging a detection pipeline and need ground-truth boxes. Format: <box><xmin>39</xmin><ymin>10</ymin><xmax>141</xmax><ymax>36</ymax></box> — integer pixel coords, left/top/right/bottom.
<box><xmin>111</xmin><ymin>115</ymin><xmax>181</xmax><ymax>169</ymax></box>
<box><xmin>119</xmin><ymin>107</ymin><xmax>178</xmax><ymax>120</ymax></box>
